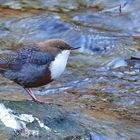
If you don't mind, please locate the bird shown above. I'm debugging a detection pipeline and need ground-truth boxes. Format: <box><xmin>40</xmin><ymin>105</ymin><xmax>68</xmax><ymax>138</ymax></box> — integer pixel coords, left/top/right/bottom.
<box><xmin>0</xmin><ymin>39</ymin><xmax>79</xmax><ymax>104</ymax></box>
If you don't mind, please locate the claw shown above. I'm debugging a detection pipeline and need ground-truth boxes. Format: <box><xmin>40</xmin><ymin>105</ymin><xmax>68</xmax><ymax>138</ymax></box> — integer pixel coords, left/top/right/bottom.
<box><xmin>24</xmin><ymin>88</ymin><xmax>46</xmax><ymax>104</ymax></box>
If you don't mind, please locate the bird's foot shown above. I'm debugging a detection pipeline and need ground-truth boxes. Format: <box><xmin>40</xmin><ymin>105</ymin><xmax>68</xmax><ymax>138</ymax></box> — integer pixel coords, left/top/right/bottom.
<box><xmin>24</xmin><ymin>88</ymin><xmax>62</xmax><ymax>106</ymax></box>
<box><xmin>33</xmin><ymin>98</ymin><xmax>47</xmax><ymax>104</ymax></box>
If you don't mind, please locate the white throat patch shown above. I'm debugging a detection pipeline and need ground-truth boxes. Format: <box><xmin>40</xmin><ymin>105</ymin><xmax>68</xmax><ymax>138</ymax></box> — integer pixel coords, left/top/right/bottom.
<box><xmin>50</xmin><ymin>50</ymin><xmax>70</xmax><ymax>79</ymax></box>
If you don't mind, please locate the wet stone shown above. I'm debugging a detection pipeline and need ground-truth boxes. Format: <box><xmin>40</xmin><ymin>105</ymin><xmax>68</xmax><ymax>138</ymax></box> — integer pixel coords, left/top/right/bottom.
<box><xmin>0</xmin><ymin>0</ymin><xmax>140</xmax><ymax>140</ymax></box>
<box><xmin>0</xmin><ymin>100</ymin><xmax>89</xmax><ymax>140</ymax></box>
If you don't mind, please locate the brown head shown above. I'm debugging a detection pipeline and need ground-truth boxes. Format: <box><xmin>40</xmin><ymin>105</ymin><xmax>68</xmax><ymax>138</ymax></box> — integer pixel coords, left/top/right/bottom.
<box><xmin>38</xmin><ymin>39</ymin><xmax>79</xmax><ymax>56</ymax></box>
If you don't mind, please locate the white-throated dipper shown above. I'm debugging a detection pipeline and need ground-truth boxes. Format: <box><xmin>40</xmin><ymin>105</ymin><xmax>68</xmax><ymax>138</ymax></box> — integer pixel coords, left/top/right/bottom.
<box><xmin>0</xmin><ymin>39</ymin><xmax>79</xmax><ymax>103</ymax></box>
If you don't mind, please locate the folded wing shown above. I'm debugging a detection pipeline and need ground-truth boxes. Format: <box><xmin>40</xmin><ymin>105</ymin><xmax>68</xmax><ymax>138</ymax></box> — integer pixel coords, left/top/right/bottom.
<box><xmin>0</xmin><ymin>44</ymin><xmax>54</xmax><ymax>72</ymax></box>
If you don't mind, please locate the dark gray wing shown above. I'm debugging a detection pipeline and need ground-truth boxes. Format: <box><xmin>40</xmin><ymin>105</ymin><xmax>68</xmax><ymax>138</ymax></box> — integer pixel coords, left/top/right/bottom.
<box><xmin>0</xmin><ymin>44</ymin><xmax>54</xmax><ymax>87</ymax></box>
<box><xmin>0</xmin><ymin>44</ymin><xmax>54</xmax><ymax>72</ymax></box>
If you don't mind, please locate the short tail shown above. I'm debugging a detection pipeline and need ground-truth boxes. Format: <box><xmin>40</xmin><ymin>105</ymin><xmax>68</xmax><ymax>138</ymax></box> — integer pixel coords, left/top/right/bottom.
<box><xmin>0</xmin><ymin>58</ymin><xmax>8</xmax><ymax>73</ymax></box>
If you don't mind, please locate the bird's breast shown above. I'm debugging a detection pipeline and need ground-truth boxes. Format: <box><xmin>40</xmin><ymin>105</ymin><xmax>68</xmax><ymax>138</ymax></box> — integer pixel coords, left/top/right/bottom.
<box><xmin>49</xmin><ymin>50</ymin><xmax>70</xmax><ymax>79</ymax></box>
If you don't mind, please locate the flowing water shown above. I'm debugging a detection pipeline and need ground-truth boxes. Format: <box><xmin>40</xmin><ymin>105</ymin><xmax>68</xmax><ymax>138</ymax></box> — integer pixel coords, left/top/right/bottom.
<box><xmin>0</xmin><ymin>0</ymin><xmax>140</xmax><ymax>139</ymax></box>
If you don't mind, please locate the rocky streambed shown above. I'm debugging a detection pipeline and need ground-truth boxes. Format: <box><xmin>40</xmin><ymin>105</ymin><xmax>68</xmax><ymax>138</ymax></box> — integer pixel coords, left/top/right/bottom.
<box><xmin>0</xmin><ymin>0</ymin><xmax>140</xmax><ymax>140</ymax></box>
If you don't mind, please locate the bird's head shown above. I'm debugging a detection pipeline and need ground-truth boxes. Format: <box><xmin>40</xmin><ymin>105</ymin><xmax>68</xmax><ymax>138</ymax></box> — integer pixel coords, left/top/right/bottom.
<box><xmin>38</xmin><ymin>39</ymin><xmax>80</xmax><ymax>57</ymax></box>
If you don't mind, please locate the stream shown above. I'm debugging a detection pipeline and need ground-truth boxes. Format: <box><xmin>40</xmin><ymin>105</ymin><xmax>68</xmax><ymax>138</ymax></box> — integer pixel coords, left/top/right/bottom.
<box><xmin>0</xmin><ymin>0</ymin><xmax>140</xmax><ymax>140</ymax></box>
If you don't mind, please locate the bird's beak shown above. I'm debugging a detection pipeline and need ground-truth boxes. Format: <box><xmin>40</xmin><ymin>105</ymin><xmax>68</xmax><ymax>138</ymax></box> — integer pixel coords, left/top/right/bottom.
<box><xmin>71</xmin><ymin>47</ymin><xmax>80</xmax><ymax>50</ymax></box>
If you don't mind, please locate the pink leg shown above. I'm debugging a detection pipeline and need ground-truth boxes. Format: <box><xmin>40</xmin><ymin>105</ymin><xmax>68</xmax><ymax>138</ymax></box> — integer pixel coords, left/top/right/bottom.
<box><xmin>24</xmin><ymin>88</ymin><xmax>62</xmax><ymax>106</ymax></box>
<box><xmin>24</xmin><ymin>88</ymin><xmax>46</xmax><ymax>104</ymax></box>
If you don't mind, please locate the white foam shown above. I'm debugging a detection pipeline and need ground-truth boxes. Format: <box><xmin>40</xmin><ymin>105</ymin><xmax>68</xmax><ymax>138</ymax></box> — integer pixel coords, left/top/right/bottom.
<box><xmin>17</xmin><ymin>114</ymin><xmax>34</xmax><ymax>123</ymax></box>
<box><xmin>35</xmin><ymin>117</ymin><xmax>51</xmax><ymax>131</ymax></box>
<box><xmin>0</xmin><ymin>103</ymin><xmax>51</xmax><ymax>132</ymax></box>
<box><xmin>0</xmin><ymin>104</ymin><xmax>21</xmax><ymax>129</ymax></box>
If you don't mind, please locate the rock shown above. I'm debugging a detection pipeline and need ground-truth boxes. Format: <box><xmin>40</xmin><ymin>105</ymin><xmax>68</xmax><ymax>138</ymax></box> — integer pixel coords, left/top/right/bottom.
<box><xmin>0</xmin><ymin>100</ymin><xmax>89</xmax><ymax>140</ymax></box>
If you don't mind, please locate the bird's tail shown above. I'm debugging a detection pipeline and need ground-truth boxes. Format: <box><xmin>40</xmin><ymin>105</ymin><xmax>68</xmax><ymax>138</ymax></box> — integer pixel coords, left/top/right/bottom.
<box><xmin>0</xmin><ymin>58</ymin><xmax>8</xmax><ymax>74</ymax></box>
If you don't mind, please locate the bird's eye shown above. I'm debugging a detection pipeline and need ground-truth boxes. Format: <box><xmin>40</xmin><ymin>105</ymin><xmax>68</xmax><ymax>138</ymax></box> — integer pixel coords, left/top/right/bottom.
<box><xmin>58</xmin><ymin>45</ymin><xmax>64</xmax><ymax>50</ymax></box>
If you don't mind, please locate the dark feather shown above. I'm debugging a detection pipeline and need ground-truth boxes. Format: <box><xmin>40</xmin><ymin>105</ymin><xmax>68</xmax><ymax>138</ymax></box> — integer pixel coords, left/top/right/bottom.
<box><xmin>0</xmin><ymin>45</ymin><xmax>54</xmax><ymax>72</ymax></box>
<box><xmin>0</xmin><ymin>58</ymin><xmax>8</xmax><ymax>71</ymax></box>
<box><xmin>17</xmin><ymin>44</ymin><xmax>54</xmax><ymax>64</ymax></box>
<box><xmin>0</xmin><ymin>44</ymin><xmax>54</xmax><ymax>87</ymax></box>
